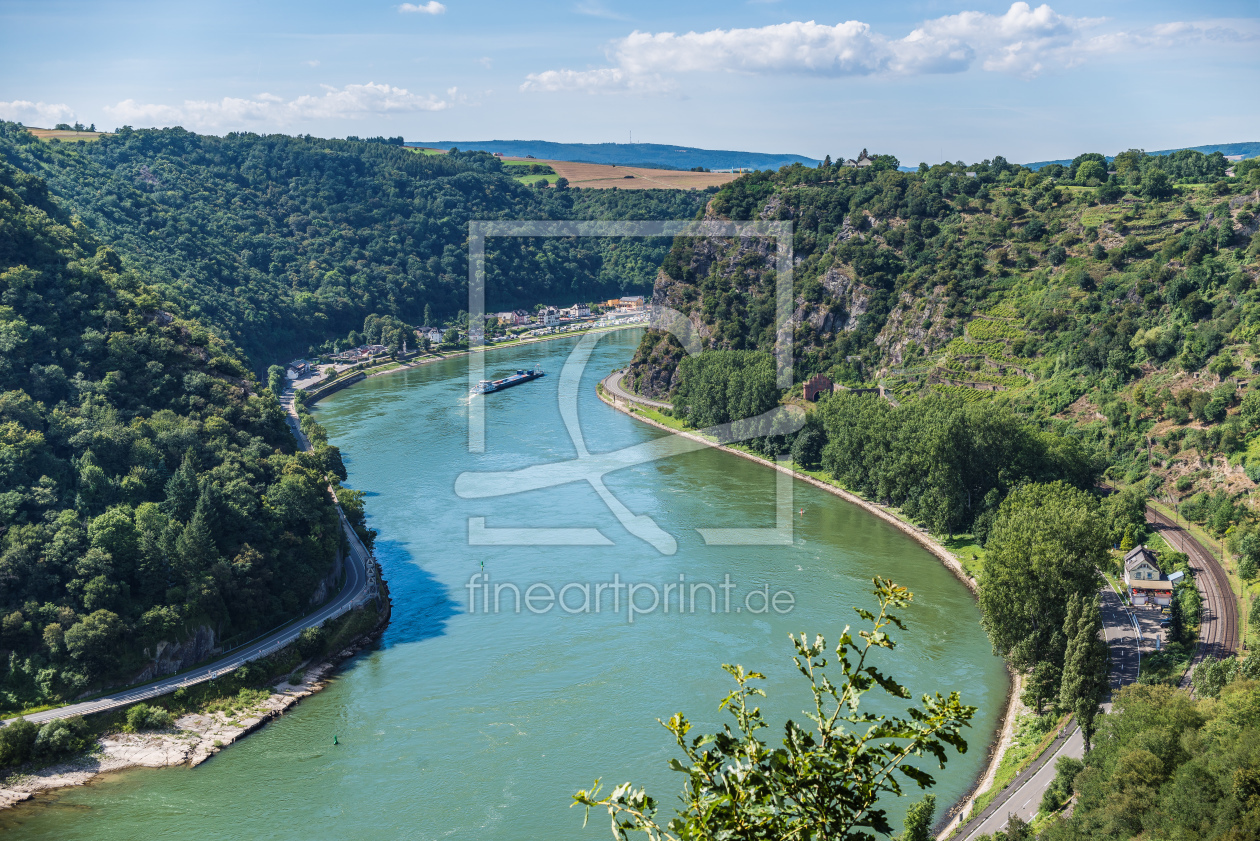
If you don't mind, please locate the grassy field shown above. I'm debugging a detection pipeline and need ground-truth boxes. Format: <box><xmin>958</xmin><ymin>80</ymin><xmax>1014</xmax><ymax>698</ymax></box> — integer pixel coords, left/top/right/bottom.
<box><xmin>969</xmin><ymin>712</ymin><xmax>1070</xmax><ymax>817</ymax></box>
<box><xmin>514</xmin><ymin>173</ymin><xmax>559</xmax><ymax>186</ymax></box>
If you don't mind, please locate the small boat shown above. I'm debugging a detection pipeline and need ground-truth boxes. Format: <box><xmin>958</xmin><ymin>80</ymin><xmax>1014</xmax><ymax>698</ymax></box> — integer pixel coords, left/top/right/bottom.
<box><xmin>470</xmin><ymin>364</ymin><xmax>545</xmax><ymax>395</ymax></box>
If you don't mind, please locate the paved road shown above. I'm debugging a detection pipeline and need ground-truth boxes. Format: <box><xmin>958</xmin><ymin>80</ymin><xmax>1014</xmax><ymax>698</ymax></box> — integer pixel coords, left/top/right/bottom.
<box><xmin>602</xmin><ymin>370</ymin><xmax>672</xmax><ymax>409</ymax></box>
<box><xmin>956</xmin><ymin>584</ymin><xmax>1138</xmax><ymax>839</ymax></box>
<box><xmin>5</xmin><ymin>393</ymin><xmax>375</xmax><ymax>726</ymax></box>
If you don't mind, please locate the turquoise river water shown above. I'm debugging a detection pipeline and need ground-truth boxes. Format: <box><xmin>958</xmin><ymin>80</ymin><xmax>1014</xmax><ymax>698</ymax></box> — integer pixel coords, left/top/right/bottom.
<box><xmin>0</xmin><ymin>329</ymin><xmax>1006</xmax><ymax>840</ymax></box>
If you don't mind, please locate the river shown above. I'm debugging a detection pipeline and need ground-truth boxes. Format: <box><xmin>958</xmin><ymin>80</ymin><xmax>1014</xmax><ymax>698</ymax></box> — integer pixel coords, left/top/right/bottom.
<box><xmin>0</xmin><ymin>329</ymin><xmax>1006</xmax><ymax>840</ymax></box>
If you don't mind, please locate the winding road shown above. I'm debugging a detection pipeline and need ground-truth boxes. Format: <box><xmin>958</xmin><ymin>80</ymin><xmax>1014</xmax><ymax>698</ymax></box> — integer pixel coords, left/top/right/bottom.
<box><xmin>4</xmin><ymin>391</ymin><xmax>376</xmax><ymax>726</ymax></box>
<box><xmin>953</xmin><ymin>502</ymin><xmax>1238</xmax><ymax>838</ymax></box>
<box><xmin>602</xmin><ymin>370</ymin><xmax>672</xmax><ymax>409</ymax></box>
<box><xmin>954</xmin><ymin>584</ymin><xmax>1141</xmax><ymax>840</ymax></box>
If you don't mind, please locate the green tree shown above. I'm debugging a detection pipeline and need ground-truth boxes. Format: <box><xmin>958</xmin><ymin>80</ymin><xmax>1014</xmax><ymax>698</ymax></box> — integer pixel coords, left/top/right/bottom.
<box><xmin>1096</xmin><ymin>178</ymin><xmax>1122</xmax><ymax>203</ymax></box>
<box><xmin>175</xmin><ymin>506</ymin><xmax>218</xmax><ymax>577</ymax></box>
<box><xmin>672</xmin><ymin>350</ymin><xmax>780</xmax><ymax>431</ymax></box>
<box><xmin>978</xmin><ymin>483</ymin><xmax>1106</xmax><ymax>674</ymax></box>
<box><xmin>267</xmin><ymin>364</ymin><xmax>286</xmax><ymax>396</ymax></box>
<box><xmin>1209</xmin><ymin>352</ymin><xmax>1239</xmax><ymax>381</ymax></box>
<box><xmin>1059</xmin><ymin>594</ymin><xmax>1109</xmax><ymax>750</ymax></box>
<box><xmin>1239</xmin><ymin>533</ymin><xmax>1259</xmax><ymax>583</ymax></box>
<box><xmin>1039</xmin><ymin>755</ymin><xmax>1083</xmax><ymax>813</ymax></box>
<box><xmin>897</xmin><ymin>794</ymin><xmax>935</xmax><ymax>841</ymax></box>
<box><xmin>1246</xmin><ymin>389</ymin><xmax>1260</xmax><ymax>430</ymax></box>
<box><xmin>1192</xmin><ymin>655</ymin><xmax>1238</xmax><ymax>698</ymax></box>
<box><xmin>125</xmin><ymin>703</ymin><xmax>173</xmax><ymax>732</ymax></box>
<box><xmin>0</xmin><ymin>718</ymin><xmax>39</xmax><ymax>768</ymax></box>
<box><xmin>1142</xmin><ymin>169</ymin><xmax>1173</xmax><ymax>200</ymax></box>
<box><xmin>64</xmin><ymin>609</ymin><xmax>124</xmax><ymax>677</ymax></box>
<box><xmin>163</xmin><ymin>450</ymin><xmax>200</xmax><ymax>522</ymax></box>
<box><xmin>574</xmin><ymin>579</ymin><xmax>975</xmax><ymax>841</ymax></box>
<box><xmin>790</xmin><ymin>426</ymin><xmax>824</xmax><ymax>468</ymax></box>
<box><xmin>1076</xmin><ymin>160</ymin><xmax>1107</xmax><ymax>184</ymax></box>
<box><xmin>1039</xmin><ymin>683</ymin><xmax>1260</xmax><ymax>841</ymax></box>
<box><xmin>88</xmin><ymin>506</ymin><xmax>140</xmax><ymax>570</ymax></box>
<box><xmin>1021</xmin><ymin>660</ymin><xmax>1061</xmax><ymax>716</ymax></box>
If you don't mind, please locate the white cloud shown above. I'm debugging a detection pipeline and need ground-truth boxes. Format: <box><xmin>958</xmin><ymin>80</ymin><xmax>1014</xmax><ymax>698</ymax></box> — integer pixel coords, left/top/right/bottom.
<box><xmin>104</xmin><ymin>82</ymin><xmax>452</xmax><ymax>132</ymax></box>
<box><xmin>398</xmin><ymin>1</ymin><xmax>445</xmax><ymax>14</ymax></box>
<box><xmin>523</xmin><ymin>2</ymin><xmax>1259</xmax><ymax>92</ymax></box>
<box><xmin>0</xmin><ymin>99</ymin><xmax>76</xmax><ymax>126</ymax></box>
<box><xmin>522</xmin><ymin>67</ymin><xmax>672</xmax><ymax>93</ymax></box>
<box><xmin>574</xmin><ymin>1</ymin><xmax>627</xmax><ymax>21</ymax></box>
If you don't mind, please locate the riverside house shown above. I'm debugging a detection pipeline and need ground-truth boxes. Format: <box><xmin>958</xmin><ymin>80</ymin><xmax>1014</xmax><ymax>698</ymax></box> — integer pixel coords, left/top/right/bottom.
<box><xmin>1123</xmin><ymin>545</ymin><xmax>1174</xmax><ymax>607</ymax></box>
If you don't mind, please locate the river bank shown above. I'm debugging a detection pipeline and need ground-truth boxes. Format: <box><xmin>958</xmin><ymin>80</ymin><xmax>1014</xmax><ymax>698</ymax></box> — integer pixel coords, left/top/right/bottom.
<box><xmin>0</xmin><ymin>602</ymin><xmax>388</xmax><ymax>812</ymax></box>
<box><xmin>594</xmin><ymin>383</ymin><xmax>1022</xmax><ymax>836</ymax></box>
<box><xmin>295</xmin><ymin>322</ymin><xmax>645</xmax><ymax>405</ymax></box>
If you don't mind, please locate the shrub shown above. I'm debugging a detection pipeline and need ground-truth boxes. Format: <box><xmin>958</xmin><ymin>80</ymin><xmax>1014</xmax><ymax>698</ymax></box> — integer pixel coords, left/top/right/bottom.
<box><xmin>295</xmin><ymin>626</ymin><xmax>326</xmax><ymax>659</ymax></box>
<box><xmin>125</xmin><ymin>703</ymin><xmax>174</xmax><ymax>732</ymax></box>
<box><xmin>0</xmin><ymin>719</ymin><xmax>39</xmax><ymax>767</ymax></box>
<box><xmin>1040</xmin><ymin>755</ymin><xmax>1084</xmax><ymax>813</ymax></box>
<box><xmin>34</xmin><ymin>717</ymin><xmax>93</xmax><ymax>757</ymax></box>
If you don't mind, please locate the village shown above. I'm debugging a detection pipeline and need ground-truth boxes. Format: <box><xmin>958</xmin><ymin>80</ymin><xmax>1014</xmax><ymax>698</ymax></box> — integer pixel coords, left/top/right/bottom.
<box><xmin>285</xmin><ymin>296</ymin><xmax>648</xmax><ymax>380</ymax></box>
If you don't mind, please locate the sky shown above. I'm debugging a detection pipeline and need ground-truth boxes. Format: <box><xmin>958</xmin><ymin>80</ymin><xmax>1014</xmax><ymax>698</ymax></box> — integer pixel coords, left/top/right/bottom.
<box><xmin>1</xmin><ymin>0</ymin><xmax>1258</xmax><ymax>164</ymax></box>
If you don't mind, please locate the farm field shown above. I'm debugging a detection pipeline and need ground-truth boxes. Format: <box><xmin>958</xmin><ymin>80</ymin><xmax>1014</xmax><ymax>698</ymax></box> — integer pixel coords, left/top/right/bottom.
<box><xmin>408</xmin><ymin>147</ymin><xmax>734</xmax><ymax>190</ymax></box>
<box><xmin>539</xmin><ymin>158</ymin><xmax>735</xmax><ymax>190</ymax></box>
<box><xmin>26</xmin><ymin>127</ymin><xmax>105</xmax><ymax>142</ymax></box>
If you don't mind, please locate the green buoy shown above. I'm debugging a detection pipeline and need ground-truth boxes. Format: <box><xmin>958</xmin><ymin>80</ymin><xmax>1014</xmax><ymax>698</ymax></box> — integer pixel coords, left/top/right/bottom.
<box><xmin>333</xmin><ymin>735</ymin><xmax>339</xmax><ymax>745</ymax></box>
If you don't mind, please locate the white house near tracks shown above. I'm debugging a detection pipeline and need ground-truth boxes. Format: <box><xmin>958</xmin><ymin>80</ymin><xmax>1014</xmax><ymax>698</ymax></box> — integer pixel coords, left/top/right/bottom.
<box><xmin>1123</xmin><ymin>545</ymin><xmax>1174</xmax><ymax>607</ymax></box>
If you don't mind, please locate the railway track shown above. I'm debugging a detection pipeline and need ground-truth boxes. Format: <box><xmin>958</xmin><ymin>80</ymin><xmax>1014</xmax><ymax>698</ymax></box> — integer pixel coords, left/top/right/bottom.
<box><xmin>1145</xmin><ymin>505</ymin><xmax>1238</xmax><ymax>686</ymax></box>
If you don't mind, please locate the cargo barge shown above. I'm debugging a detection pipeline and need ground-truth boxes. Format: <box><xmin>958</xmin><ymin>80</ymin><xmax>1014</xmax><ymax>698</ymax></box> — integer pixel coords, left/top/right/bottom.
<box><xmin>470</xmin><ymin>364</ymin><xmax>545</xmax><ymax>395</ymax></box>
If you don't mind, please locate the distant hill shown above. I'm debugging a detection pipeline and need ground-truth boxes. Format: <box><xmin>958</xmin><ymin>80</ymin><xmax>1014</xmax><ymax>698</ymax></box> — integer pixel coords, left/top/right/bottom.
<box><xmin>1024</xmin><ymin>141</ymin><xmax>1260</xmax><ymax>171</ymax></box>
<box><xmin>408</xmin><ymin>140</ymin><xmax>820</xmax><ymax>171</ymax></box>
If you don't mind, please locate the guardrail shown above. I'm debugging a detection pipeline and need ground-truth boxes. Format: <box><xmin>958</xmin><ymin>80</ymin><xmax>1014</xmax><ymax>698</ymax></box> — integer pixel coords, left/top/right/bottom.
<box><xmin>8</xmin><ymin>392</ymin><xmax>384</xmax><ymax>725</ymax></box>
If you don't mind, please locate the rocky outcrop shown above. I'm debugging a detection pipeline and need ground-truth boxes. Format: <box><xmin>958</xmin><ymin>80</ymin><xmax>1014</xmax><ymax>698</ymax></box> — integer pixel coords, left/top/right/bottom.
<box><xmin>787</xmin><ymin>265</ymin><xmax>877</xmax><ymax>346</ymax></box>
<box><xmin>134</xmin><ymin>625</ymin><xmax>217</xmax><ymax>683</ymax></box>
<box><xmin>309</xmin><ymin>546</ymin><xmax>345</xmax><ymax>606</ymax></box>
<box><xmin>875</xmin><ymin>286</ymin><xmax>956</xmax><ymax>367</ymax></box>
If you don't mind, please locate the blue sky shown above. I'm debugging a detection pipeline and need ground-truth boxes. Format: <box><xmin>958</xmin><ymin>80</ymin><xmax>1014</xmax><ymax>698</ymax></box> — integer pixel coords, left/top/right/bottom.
<box><xmin>2</xmin><ymin>0</ymin><xmax>1257</xmax><ymax>163</ymax></box>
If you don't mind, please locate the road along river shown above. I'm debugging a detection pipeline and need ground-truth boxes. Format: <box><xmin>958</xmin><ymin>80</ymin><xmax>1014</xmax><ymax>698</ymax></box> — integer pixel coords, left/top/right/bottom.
<box><xmin>0</xmin><ymin>330</ymin><xmax>1006</xmax><ymax>840</ymax></box>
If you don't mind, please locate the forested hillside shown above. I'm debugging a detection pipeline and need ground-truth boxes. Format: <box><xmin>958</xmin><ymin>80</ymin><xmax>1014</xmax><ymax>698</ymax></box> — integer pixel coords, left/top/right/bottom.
<box><xmin>629</xmin><ymin>150</ymin><xmax>1260</xmax><ymax>546</ymax></box>
<box><xmin>0</xmin><ymin>160</ymin><xmax>347</xmax><ymax>712</ymax></box>
<box><xmin>0</xmin><ymin>122</ymin><xmax>707</xmax><ymax>366</ymax></box>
